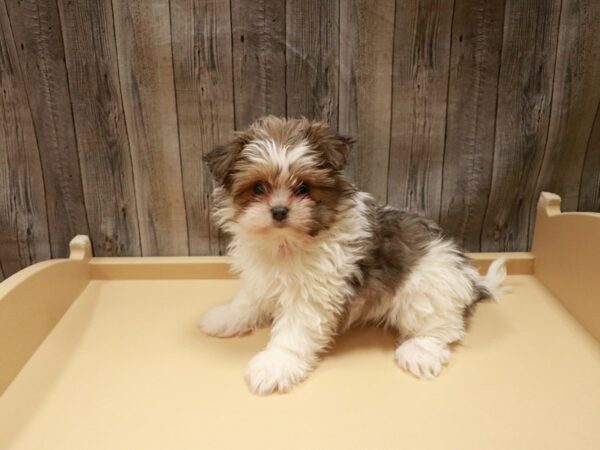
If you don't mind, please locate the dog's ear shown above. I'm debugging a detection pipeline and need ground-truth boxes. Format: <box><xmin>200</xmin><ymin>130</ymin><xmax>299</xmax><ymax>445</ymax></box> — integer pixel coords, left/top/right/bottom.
<box><xmin>304</xmin><ymin>122</ymin><xmax>355</xmax><ymax>171</ymax></box>
<box><xmin>203</xmin><ymin>136</ymin><xmax>246</xmax><ymax>185</ymax></box>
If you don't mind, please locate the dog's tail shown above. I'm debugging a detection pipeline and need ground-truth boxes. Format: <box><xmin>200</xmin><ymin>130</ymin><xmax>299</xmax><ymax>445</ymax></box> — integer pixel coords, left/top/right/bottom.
<box><xmin>476</xmin><ymin>257</ymin><xmax>508</xmax><ymax>301</ymax></box>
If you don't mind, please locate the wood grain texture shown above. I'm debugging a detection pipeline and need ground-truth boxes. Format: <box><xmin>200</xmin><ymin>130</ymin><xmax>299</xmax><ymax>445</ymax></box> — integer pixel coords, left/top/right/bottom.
<box><xmin>579</xmin><ymin>100</ymin><xmax>600</xmax><ymax>212</ymax></box>
<box><xmin>2</xmin><ymin>0</ymin><xmax>600</xmax><ymax>267</ymax></box>
<box><xmin>0</xmin><ymin>0</ymin><xmax>50</xmax><ymax>278</ymax></box>
<box><xmin>339</xmin><ymin>0</ymin><xmax>394</xmax><ymax>202</ymax></box>
<box><xmin>5</xmin><ymin>0</ymin><xmax>89</xmax><ymax>258</ymax></box>
<box><xmin>231</xmin><ymin>0</ymin><xmax>286</xmax><ymax>128</ymax></box>
<box><xmin>112</xmin><ymin>0</ymin><xmax>188</xmax><ymax>256</ymax></box>
<box><xmin>482</xmin><ymin>0</ymin><xmax>561</xmax><ymax>251</ymax></box>
<box><xmin>440</xmin><ymin>0</ymin><xmax>505</xmax><ymax>251</ymax></box>
<box><xmin>286</xmin><ymin>0</ymin><xmax>339</xmax><ymax>127</ymax></box>
<box><xmin>387</xmin><ymin>0</ymin><xmax>454</xmax><ymax>218</ymax></box>
<box><xmin>532</xmin><ymin>0</ymin><xmax>600</xmax><ymax>222</ymax></box>
<box><xmin>170</xmin><ymin>0</ymin><xmax>235</xmax><ymax>255</ymax></box>
<box><xmin>57</xmin><ymin>0</ymin><xmax>141</xmax><ymax>257</ymax></box>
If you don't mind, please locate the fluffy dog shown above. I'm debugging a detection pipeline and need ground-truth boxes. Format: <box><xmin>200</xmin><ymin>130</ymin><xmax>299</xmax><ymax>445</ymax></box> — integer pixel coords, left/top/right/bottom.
<box><xmin>200</xmin><ymin>116</ymin><xmax>506</xmax><ymax>395</ymax></box>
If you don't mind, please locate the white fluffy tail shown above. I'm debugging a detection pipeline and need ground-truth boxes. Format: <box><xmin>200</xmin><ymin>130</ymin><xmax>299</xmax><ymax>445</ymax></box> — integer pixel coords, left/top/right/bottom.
<box><xmin>479</xmin><ymin>257</ymin><xmax>508</xmax><ymax>301</ymax></box>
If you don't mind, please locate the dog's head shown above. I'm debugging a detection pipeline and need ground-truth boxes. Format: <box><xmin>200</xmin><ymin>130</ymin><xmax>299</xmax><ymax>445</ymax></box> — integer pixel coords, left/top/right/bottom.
<box><xmin>204</xmin><ymin>117</ymin><xmax>355</xmax><ymax>242</ymax></box>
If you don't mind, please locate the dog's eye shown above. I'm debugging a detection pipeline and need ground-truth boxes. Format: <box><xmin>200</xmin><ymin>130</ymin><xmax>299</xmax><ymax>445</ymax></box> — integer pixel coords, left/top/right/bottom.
<box><xmin>296</xmin><ymin>182</ymin><xmax>310</xmax><ymax>196</ymax></box>
<box><xmin>253</xmin><ymin>182</ymin><xmax>266</xmax><ymax>195</ymax></box>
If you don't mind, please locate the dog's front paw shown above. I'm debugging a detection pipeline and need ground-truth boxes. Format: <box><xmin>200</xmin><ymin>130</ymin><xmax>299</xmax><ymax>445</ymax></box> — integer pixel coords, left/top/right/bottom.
<box><xmin>394</xmin><ymin>337</ymin><xmax>450</xmax><ymax>379</ymax></box>
<box><xmin>245</xmin><ymin>348</ymin><xmax>310</xmax><ymax>395</ymax></box>
<box><xmin>199</xmin><ymin>304</ymin><xmax>250</xmax><ymax>338</ymax></box>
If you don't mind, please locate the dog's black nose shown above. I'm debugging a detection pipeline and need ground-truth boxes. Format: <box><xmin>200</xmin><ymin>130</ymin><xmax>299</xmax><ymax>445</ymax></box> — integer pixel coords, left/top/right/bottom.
<box><xmin>271</xmin><ymin>206</ymin><xmax>289</xmax><ymax>222</ymax></box>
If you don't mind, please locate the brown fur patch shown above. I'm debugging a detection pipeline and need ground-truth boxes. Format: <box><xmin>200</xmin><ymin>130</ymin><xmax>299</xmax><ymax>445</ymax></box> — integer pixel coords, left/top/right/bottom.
<box><xmin>203</xmin><ymin>137</ymin><xmax>246</xmax><ymax>186</ymax></box>
<box><xmin>303</xmin><ymin>121</ymin><xmax>354</xmax><ymax>170</ymax></box>
<box><xmin>306</xmin><ymin>177</ymin><xmax>355</xmax><ymax>235</ymax></box>
<box><xmin>205</xmin><ymin>117</ymin><xmax>355</xmax><ymax>189</ymax></box>
<box><xmin>353</xmin><ymin>206</ymin><xmax>444</xmax><ymax>296</ymax></box>
<box><xmin>245</xmin><ymin>116</ymin><xmax>355</xmax><ymax>170</ymax></box>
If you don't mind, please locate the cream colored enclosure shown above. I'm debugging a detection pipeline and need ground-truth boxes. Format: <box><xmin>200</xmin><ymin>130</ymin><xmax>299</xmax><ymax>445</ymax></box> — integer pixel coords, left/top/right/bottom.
<box><xmin>0</xmin><ymin>193</ymin><xmax>599</xmax><ymax>450</ymax></box>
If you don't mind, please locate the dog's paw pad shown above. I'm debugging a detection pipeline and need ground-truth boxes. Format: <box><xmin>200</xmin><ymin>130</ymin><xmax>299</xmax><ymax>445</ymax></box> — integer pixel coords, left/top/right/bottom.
<box><xmin>199</xmin><ymin>304</ymin><xmax>249</xmax><ymax>338</ymax></box>
<box><xmin>394</xmin><ymin>337</ymin><xmax>450</xmax><ymax>379</ymax></box>
<box><xmin>245</xmin><ymin>348</ymin><xmax>310</xmax><ymax>395</ymax></box>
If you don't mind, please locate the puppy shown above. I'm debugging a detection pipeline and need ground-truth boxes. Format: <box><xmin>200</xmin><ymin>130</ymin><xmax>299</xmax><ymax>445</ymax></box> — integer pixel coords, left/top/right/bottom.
<box><xmin>200</xmin><ymin>116</ymin><xmax>506</xmax><ymax>395</ymax></box>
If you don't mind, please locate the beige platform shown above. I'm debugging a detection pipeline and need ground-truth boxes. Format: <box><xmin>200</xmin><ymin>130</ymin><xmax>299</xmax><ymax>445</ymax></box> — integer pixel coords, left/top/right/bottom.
<box><xmin>0</xmin><ymin>193</ymin><xmax>599</xmax><ymax>450</ymax></box>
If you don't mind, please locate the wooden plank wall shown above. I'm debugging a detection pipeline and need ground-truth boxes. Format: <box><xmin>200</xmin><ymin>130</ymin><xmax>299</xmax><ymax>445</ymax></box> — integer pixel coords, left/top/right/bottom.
<box><xmin>1</xmin><ymin>0</ymin><xmax>599</xmax><ymax>277</ymax></box>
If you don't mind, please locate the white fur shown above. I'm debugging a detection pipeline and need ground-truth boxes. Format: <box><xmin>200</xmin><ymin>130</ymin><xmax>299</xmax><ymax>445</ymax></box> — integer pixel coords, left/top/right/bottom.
<box><xmin>359</xmin><ymin>240</ymin><xmax>478</xmax><ymax>336</ymax></box>
<box><xmin>480</xmin><ymin>256</ymin><xmax>508</xmax><ymax>300</ymax></box>
<box><xmin>354</xmin><ymin>241</ymin><xmax>505</xmax><ymax>379</ymax></box>
<box><xmin>201</xmin><ymin>192</ymin><xmax>507</xmax><ymax>390</ymax></box>
<box><xmin>199</xmin><ymin>288</ymin><xmax>269</xmax><ymax>337</ymax></box>
<box><xmin>202</xmin><ymin>193</ymin><xmax>373</xmax><ymax>393</ymax></box>
<box><xmin>244</xmin><ymin>139</ymin><xmax>315</xmax><ymax>177</ymax></box>
<box><xmin>394</xmin><ymin>336</ymin><xmax>450</xmax><ymax>379</ymax></box>
<box><xmin>245</xmin><ymin>347</ymin><xmax>311</xmax><ymax>395</ymax></box>
<box><xmin>201</xmin><ymin>138</ymin><xmax>507</xmax><ymax>393</ymax></box>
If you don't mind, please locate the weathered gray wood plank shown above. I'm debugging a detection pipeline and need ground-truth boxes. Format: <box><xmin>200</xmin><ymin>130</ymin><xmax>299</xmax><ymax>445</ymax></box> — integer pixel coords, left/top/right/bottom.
<box><xmin>57</xmin><ymin>0</ymin><xmax>141</xmax><ymax>256</ymax></box>
<box><xmin>579</xmin><ymin>100</ymin><xmax>600</xmax><ymax>212</ymax></box>
<box><xmin>0</xmin><ymin>0</ymin><xmax>51</xmax><ymax>277</ymax></box>
<box><xmin>286</xmin><ymin>0</ymin><xmax>339</xmax><ymax>127</ymax></box>
<box><xmin>533</xmin><ymin>0</ymin><xmax>600</xmax><ymax>226</ymax></box>
<box><xmin>440</xmin><ymin>0</ymin><xmax>505</xmax><ymax>251</ymax></box>
<box><xmin>170</xmin><ymin>0</ymin><xmax>235</xmax><ymax>255</ymax></box>
<box><xmin>482</xmin><ymin>0</ymin><xmax>561</xmax><ymax>251</ymax></box>
<box><xmin>339</xmin><ymin>0</ymin><xmax>394</xmax><ymax>202</ymax></box>
<box><xmin>113</xmin><ymin>0</ymin><xmax>188</xmax><ymax>255</ymax></box>
<box><xmin>230</xmin><ymin>0</ymin><xmax>286</xmax><ymax>128</ymax></box>
<box><xmin>387</xmin><ymin>0</ymin><xmax>454</xmax><ymax>218</ymax></box>
<box><xmin>5</xmin><ymin>0</ymin><xmax>89</xmax><ymax>258</ymax></box>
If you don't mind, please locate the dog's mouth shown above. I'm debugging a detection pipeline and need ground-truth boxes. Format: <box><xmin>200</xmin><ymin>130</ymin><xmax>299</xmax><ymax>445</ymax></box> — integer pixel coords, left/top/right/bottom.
<box><xmin>266</xmin><ymin>221</ymin><xmax>312</xmax><ymax>242</ymax></box>
<box><xmin>272</xmin><ymin>220</ymin><xmax>289</xmax><ymax>228</ymax></box>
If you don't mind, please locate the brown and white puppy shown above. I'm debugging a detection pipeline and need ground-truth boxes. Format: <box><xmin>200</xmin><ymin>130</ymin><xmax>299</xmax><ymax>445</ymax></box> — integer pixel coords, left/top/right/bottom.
<box><xmin>200</xmin><ymin>116</ymin><xmax>506</xmax><ymax>395</ymax></box>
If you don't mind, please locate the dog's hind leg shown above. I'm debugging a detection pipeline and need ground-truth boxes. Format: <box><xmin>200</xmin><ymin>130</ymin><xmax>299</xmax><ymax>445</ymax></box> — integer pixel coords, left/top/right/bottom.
<box><xmin>389</xmin><ymin>290</ymin><xmax>467</xmax><ymax>379</ymax></box>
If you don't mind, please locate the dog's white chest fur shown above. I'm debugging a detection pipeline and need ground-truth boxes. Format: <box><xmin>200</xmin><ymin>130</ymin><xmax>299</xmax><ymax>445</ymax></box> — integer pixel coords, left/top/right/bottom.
<box><xmin>228</xmin><ymin>193</ymin><xmax>372</xmax><ymax>320</ymax></box>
